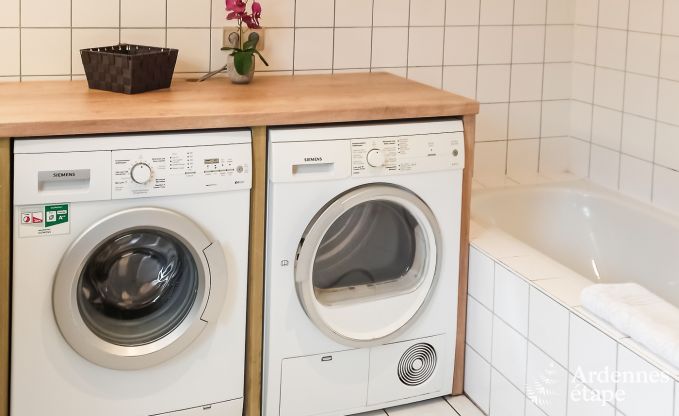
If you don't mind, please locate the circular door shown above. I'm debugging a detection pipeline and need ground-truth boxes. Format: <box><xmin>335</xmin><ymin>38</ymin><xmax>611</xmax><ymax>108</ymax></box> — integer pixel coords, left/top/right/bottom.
<box><xmin>295</xmin><ymin>184</ymin><xmax>441</xmax><ymax>347</ymax></box>
<box><xmin>53</xmin><ymin>207</ymin><xmax>227</xmax><ymax>370</ymax></box>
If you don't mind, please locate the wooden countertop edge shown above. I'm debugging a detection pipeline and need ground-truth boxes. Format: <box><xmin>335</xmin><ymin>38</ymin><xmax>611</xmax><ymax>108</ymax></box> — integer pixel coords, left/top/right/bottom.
<box><xmin>0</xmin><ymin>105</ymin><xmax>479</xmax><ymax>138</ymax></box>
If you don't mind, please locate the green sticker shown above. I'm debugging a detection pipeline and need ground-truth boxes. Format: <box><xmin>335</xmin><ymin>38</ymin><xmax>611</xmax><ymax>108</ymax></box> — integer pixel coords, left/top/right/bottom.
<box><xmin>45</xmin><ymin>204</ymin><xmax>69</xmax><ymax>227</ymax></box>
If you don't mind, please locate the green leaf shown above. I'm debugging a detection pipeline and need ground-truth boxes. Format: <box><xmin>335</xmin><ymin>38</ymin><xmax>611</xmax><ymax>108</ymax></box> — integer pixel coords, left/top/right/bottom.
<box><xmin>243</xmin><ymin>32</ymin><xmax>260</xmax><ymax>50</ymax></box>
<box><xmin>254</xmin><ymin>50</ymin><xmax>269</xmax><ymax>66</ymax></box>
<box><xmin>233</xmin><ymin>51</ymin><xmax>254</xmax><ymax>75</ymax></box>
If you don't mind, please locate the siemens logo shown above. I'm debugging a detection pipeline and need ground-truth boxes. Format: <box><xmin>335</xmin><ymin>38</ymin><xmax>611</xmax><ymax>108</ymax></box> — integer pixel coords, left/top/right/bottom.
<box><xmin>304</xmin><ymin>157</ymin><xmax>323</xmax><ymax>162</ymax></box>
<box><xmin>53</xmin><ymin>172</ymin><xmax>76</xmax><ymax>178</ymax></box>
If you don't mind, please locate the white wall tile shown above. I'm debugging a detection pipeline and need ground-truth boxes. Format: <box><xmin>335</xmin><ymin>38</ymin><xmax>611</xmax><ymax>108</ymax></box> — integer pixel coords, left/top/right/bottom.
<box><xmin>21</xmin><ymin>28</ymin><xmax>70</xmax><ymax>76</ymax></box>
<box><xmin>543</xmin><ymin>63</ymin><xmax>571</xmax><ymax>100</ymax></box>
<box><xmin>477</xmin><ymin>65</ymin><xmax>510</xmax><ymax>103</ymax></box>
<box><xmin>528</xmin><ymin>288</ymin><xmax>569</xmax><ymax>367</ymax></box>
<box><xmin>509</xmin><ymin>101</ymin><xmax>541</xmax><ymax>139</ymax></box>
<box><xmin>465</xmin><ymin>346</ymin><xmax>491</xmax><ymax>413</ymax></box>
<box><xmin>477</xmin><ymin>103</ymin><xmax>510</xmax><ymax>141</ymax></box>
<box><xmin>490</xmin><ymin>369</ymin><xmax>526</xmax><ymax>416</ymax></box>
<box><xmin>594</xmin><ymin>67</ymin><xmax>625</xmax><ymax>110</ymax></box>
<box><xmin>653</xmin><ymin>165</ymin><xmax>679</xmax><ymax>213</ymax></box>
<box><xmin>0</xmin><ymin>0</ymin><xmax>20</xmax><ymax>26</ymax></box>
<box><xmin>569</xmin><ymin>138</ymin><xmax>591</xmax><ymax>176</ymax></box>
<box><xmin>410</xmin><ymin>0</ymin><xmax>446</xmax><ymax>26</ymax></box>
<box><xmin>575</xmin><ymin>0</ymin><xmax>598</xmax><ymax>26</ymax></box>
<box><xmin>444</xmin><ymin>27</ymin><xmax>478</xmax><ymax>66</ymax></box>
<box><xmin>590</xmin><ymin>145</ymin><xmax>620</xmax><ymax>189</ymax></box>
<box><xmin>446</xmin><ymin>0</ymin><xmax>480</xmax><ymax>25</ymax></box>
<box><xmin>567</xmin><ymin>380</ymin><xmax>616</xmax><ymax>416</ymax></box>
<box><xmin>467</xmin><ymin>296</ymin><xmax>493</xmax><ymax>361</ymax></box>
<box><xmin>494</xmin><ymin>265</ymin><xmax>529</xmax><ymax>335</ymax></box>
<box><xmin>334</xmin><ymin>28</ymin><xmax>371</xmax><ymax>69</ymax></box>
<box><xmin>335</xmin><ymin>0</ymin><xmax>373</xmax><ymax>27</ymax></box>
<box><xmin>542</xmin><ymin>100</ymin><xmax>570</xmax><ymax>137</ymax></box>
<box><xmin>617</xmin><ymin>346</ymin><xmax>674</xmax><ymax>416</ymax></box>
<box><xmin>21</xmin><ymin>0</ymin><xmax>70</xmax><ymax>27</ymax></box>
<box><xmin>407</xmin><ymin>66</ymin><xmax>442</xmax><ymax>88</ymax></box>
<box><xmin>373</xmin><ymin>0</ymin><xmax>410</xmax><ymax>26</ymax></box>
<box><xmin>539</xmin><ymin>137</ymin><xmax>571</xmax><ymax>174</ymax></box>
<box><xmin>621</xmin><ymin>114</ymin><xmax>655</xmax><ymax>161</ymax></box>
<box><xmin>295</xmin><ymin>0</ymin><xmax>334</xmax><ymax>27</ymax></box>
<box><xmin>547</xmin><ymin>0</ymin><xmax>574</xmax><ymax>24</ymax></box>
<box><xmin>619</xmin><ymin>155</ymin><xmax>653</xmax><ymax>201</ymax></box>
<box><xmin>294</xmin><ymin>28</ymin><xmax>333</xmax><ymax>70</ymax></box>
<box><xmin>371</xmin><ymin>27</ymin><xmax>408</xmax><ymax>67</ymax></box>
<box><xmin>72</xmin><ymin>29</ymin><xmax>119</xmax><ymax>75</ymax></box>
<box><xmin>250</xmin><ymin>0</ymin><xmax>295</xmax><ymax>28</ymax></box>
<box><xmin>167</xmin><ymin>0</ymin><xmax>211</xmax><ymax>28</ymax></box>
<box><xmin>443</xmin><ymin>65</ymin><xmax>476</xmax><ymax>98</ymax></box>
<box><xmin>167</xmin><ymin>29</ymin><xmax>210</xmax><ymax>73</ymax></box>
<box><xmin>655</xmin><ymin>122</ymin><xmax>679</xmax><ymax>171</ymax></box>
<box><xmin>624</xmin><ymin>73</ymin><xmax>658</xmax><ymax>119</ymax></box>
<box><xmin>569</xmin><ymin>314</ymin><xmax>618</xmax><ymax>396</ymax></box>
<box><xmin>408</xmin><ymin>27</ymin><xmax>444</xmax><ymax>67</ymax></box>
<box><xmin>571</xmin><ymin>63</ymin><xmax>595</xmax><ymax>102</ymax></box>
<box><xmin>480</xmin><ymin>0</ymin><xmax>514</xmax><ymax>25</ymax></box>
<box><xmin>598</xmin><ymin>0</ymin><xmax>629</xmax><ymax>29</ymax></box>
<box><xmin>629</xmin><ymin>0</ymin><xmax>663</xmax><ymax>33</ymax></box>
<box><xmin>660</xmin><ymin>36</ymin><xmax>679</xmax><ymax>81</ymax></box>
<box><xmin>121</xmin><ymin>29</ymin><xmax>166</xmax><ymax>47</ymax></box>
<box><xmin>507</xmin><ymin>139</ymin><xmax>539</xmax><ymax>177</ymax></box>
<box><xmin>626</xmin><ymin>32</ymin><xmax>661</xmax><ymax>76</ymax></box>
<box><xmin>475</xmin><ymin>141</ymin><xmax>508</xmax><ymax>177</ymax></box>
<box><xmin>591</xmin><ymin>106</ymin><xmax>622</xmax><ymax>150</ymax></box>
<box><xmin>545</xmin><ymin>26</ymin><xmax>573</xmax><ymax>62</ymax></box>
<box><xmin>664</xmin><ymin>0</ymin><xmax>679</xmax><ymax>36</ymax></box>
<box><xmin>526</xmin><ymin>343</ymin><xmax>568</xmax><ymax>416</ymax></box>
<box><xmin>468</xmin><ymin>247</ymin><xmax>495</xmax><ymax>310</ymax></box>
<box><xmin>510</xmin><ymin>64</ymin><xmax>543</xmax><ymax>102</ymax></box>
<box><xmin>595</xmin><ymin>29</ymin><xmax>627</xmax><ymax>71</ymax></box>
<box><xmin>526</xmin><ymin>400</ymin><xmax>548</xmax><ymax>416</ymax></box>
<box><xmin>570</xmin><ymin>100</ymin><xmax>593</xmax><ymax>140</ymax></box>
<box><xmin>657</xmin><ymin>79</ymin><xmax>679</xmax><ymax>125</ymax></box>
<box><xmin>478</xmin><ymin>26</ymin><xmax>512</xmax><ymax>65</ymax></box>
<box><xmin>121</xmin><ymin>0</ymin><xmax>166</xmax><ymax>27</ymax></box>
<box><xmin>573</xmin><ymin>26</ymin><xmax>597</xmax><ymax>64</ymax></box>
<box><xmin>0</xmin><ymin>29</ymin><xmax>20</xmax><ymax>77</ymax></box>
<box><xmin>512</xmin><ymin>26</ymin><xmax>545</xmax><ymax>64</ymax></box>
<box><xmin>514</xmin><ymin>0</ymin><xmax>547</xmax><ymax>24</ymax></box>
<box><xmin>675</xmin><ymin>383</ymin><xmax>679</xmax><ymax>416</ymax></box>
<box><xmin>72</xmin><ymin>0</ymin><xmax>119</xmax><ymax>28</ymax></box>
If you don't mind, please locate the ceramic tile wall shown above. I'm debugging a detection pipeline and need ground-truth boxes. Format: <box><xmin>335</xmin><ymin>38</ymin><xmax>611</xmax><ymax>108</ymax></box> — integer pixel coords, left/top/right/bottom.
<box><xmin>0</xmin><ymin>0</ymin><xmax>576</xmax><ymax>177</ymax></box>
<box><xmin>571</xmin><ymin>0</ymin><xmax>679</xmax><ymax>213</ymax></box>
<box><xmin>465</xmin><ymin>245</ymin><xmax>679</xmax><ymax>416</ymax></box>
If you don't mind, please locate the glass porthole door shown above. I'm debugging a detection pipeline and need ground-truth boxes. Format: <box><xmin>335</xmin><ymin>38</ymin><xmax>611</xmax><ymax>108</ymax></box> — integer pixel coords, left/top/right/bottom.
<box><xmin>295</xmin><ymin>184</ymin><xmax>441</xmax><ymax>347</ymax></box>
<box><xmin>53</xmin><ymin>207</ymin><xmax>227</xmax><ymax>370</ymax></box>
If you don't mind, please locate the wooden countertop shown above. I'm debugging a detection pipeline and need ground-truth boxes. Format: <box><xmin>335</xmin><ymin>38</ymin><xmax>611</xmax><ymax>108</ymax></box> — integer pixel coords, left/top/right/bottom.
<box><xmin>0</xmin><ymin>73</ymin><xmax>479</xmax><ymax>138</ymax></box>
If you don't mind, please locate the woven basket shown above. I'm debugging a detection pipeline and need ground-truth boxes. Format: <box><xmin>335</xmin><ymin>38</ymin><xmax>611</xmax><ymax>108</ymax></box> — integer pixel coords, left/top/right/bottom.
<box><xmin>81</xmin><ymin>44</ymin><xmax>178</xmax><ymax>94</ymax></box>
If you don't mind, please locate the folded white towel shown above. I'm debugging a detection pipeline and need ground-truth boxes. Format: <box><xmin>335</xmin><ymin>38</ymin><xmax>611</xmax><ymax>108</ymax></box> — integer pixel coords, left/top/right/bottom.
<box><xmin>581</xmin><ymin>283</ymin><xmax>679</xmax><ymax>370</ymax></box>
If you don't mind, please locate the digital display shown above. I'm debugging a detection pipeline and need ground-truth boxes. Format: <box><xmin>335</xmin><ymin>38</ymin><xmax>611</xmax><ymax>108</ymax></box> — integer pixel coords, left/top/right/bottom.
<box><xmin>204</xmin><ymin>158</ymin><xmax>220</xmax><ymax>164</ymax></box>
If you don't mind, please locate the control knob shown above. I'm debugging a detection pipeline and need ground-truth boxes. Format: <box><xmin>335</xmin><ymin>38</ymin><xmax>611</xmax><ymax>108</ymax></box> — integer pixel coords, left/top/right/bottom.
<box><xmin>367</xmin><ymin>149</ymin><xmax>386</xmax><ymax>168</ymax></box>
<box><xmin>130</xmin><ymin>162</ymin><xmax>153</xmax><ymax>185</ymax></box>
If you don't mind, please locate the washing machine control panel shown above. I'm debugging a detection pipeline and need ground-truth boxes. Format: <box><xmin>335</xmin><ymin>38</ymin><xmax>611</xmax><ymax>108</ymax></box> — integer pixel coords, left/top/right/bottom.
<box><xmin>351</xmin><ymin>132</ymin><xmax>464</xmax><ymax>177</ymax></box>
<box><xmin>111</xmin><ymin>143</ymin><xmax>251</xmax><ymax>199</ymax></box>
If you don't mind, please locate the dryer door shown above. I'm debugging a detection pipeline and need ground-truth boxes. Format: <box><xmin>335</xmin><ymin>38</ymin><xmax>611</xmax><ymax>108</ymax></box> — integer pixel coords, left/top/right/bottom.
<box><xmin>295</xmin><ymin>184</ymin><xmax>442</xmax><ymax>347</ymax></box>
<box><xmin>53</xmin><ymin>207</ymin><xmax>227</xmax><ymax>370</ymax></box>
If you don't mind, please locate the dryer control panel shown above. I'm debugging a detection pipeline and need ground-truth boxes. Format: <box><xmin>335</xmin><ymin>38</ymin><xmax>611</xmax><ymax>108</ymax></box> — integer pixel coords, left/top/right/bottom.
<box><xmin>351</xmin><ymin>132</ymin><xmax>464</xmax><ymax>177</ymax></box>
<box><xmin>111</xmin><ymin>143</ymin><xmax>252</xmax><ymax>199</ymax></box>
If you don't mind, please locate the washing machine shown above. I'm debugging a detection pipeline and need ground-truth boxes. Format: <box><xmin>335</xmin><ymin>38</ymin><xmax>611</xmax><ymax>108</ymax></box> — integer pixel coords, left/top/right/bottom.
<box><xmin>262</xmin><ymin>119</ymin><xmax>465</xmax><ymax>416</ymax></box>
<box><xmin>11</xmin><ymin>131</ymin><xmax>252</xmax><ymax>416</ymax></box>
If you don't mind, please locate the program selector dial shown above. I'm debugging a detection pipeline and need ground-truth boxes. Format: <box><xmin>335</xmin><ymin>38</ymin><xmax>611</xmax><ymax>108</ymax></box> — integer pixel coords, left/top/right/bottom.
<box><xmin>366</xmin><ymin>149</ymin><xmax>386</xmax><ymax>168</ymax></box>
<box><xmin>130</xmin><ymin>162</ymin><xmax>153</xmax><ymax>185</ymax></box>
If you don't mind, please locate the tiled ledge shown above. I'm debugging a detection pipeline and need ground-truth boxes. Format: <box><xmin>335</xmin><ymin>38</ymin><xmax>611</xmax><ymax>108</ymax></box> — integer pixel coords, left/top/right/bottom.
<box><xmin>465</xmin><ymin>223</ymin><xmax>679</xmax><ymax>416</ymax></box>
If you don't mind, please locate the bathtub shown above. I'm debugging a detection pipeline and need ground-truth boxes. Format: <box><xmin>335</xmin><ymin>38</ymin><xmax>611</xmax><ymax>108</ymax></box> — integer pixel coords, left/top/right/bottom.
<box><xmin>472</xmin><ymin>180</ymin><xmax>679</xmax><ymax>306</ymax></box>
<box><xmin>462</xmin><ymin>178</ymin><xmax>679</xmax><ymax>416</ymax></box>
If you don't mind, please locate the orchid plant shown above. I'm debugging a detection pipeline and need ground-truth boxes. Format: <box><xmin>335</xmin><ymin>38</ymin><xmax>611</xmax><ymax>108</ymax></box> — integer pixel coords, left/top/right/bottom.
<box><xmin>221</xmin><ymin>0</ymin><xmax>269</xmax><ymax>76</ymax></box>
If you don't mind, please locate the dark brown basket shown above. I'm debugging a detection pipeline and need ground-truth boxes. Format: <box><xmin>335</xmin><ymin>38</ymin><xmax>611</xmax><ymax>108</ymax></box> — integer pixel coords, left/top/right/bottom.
<box><xmin>81</xmin><ymin>44</ymin><xmax>178</xmax><ymax>94</ymax></box>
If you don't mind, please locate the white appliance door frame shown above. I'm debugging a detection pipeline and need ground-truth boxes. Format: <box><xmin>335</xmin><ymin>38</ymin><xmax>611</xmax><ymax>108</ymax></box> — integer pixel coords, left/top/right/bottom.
<box><xmin>53</xmin><ymin>207</ymin><xmax>227</xmax><ymax>370</ymax></box>
<box><xmin>294</xmin><ymin>184</ymin><xmax>442</xmax><ymax>347</ymax></box>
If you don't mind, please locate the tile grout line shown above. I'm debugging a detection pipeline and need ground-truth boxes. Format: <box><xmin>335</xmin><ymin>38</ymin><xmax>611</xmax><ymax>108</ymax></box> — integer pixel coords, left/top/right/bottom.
<box><xmin>503</xmin><ymin>0</ymin><xmax>517</xmax><ymax>176</ymax></box>
<box><xmin>405</xmin><ymin>0</ymin><xmax>411</xmax><ymax>79</ymax></box>
<box><xmin>615</xmin><ymin>0</ymin><xmax>633</xmax><ymax>192</ymax></box>
<box><xmin>291</xmin><ymin>0</ymin><xmax>296</xmax><ymax>75</ymax></box>
<box><xmin>368</xmin><ymin>0</ymin><xmax>375</xmax><ymax>73</ymax></box>
<box><xmin>536</xmin><ymin>0</ymin><xmax>550</xmax><ymax>174</ymax></box>
<box><xmin>18</xmin><ymin>0</ymin><xmax>22</xmax><ymax>80</ymax></box>
<box><xmin>650</xmin><ymin>0</ymin><xmax>667</xmax><ymax>203</ymax></box>
<box><xmin>331</xmin><ymin>0</ymin><xmax>337</xmax><ymax>74</ymax></box>
<box><xmin>69</xmin><ymin>0</ymin><xmax>72</xmax><ymax>79</ymax></box>
<box><xmin>439</xmin><ymin>0</ymin><xmax>447</xmax><ymax>89</ymax></box>
<box><xmin>473</xmin><ymin>0</ymin><xmax>482</xmax><ymax>104</ymax></box>
<box><xmin>585</xmin><ymin>0</ymin><xmax>602</xmax><ymax>179</ymax></box>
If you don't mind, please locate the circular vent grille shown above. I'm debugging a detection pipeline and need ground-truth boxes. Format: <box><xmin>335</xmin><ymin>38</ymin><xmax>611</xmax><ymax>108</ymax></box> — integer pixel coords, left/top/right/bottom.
<box><xmin>398</xmin><ymin>343</ymin><xmax>437</xmax><ymax>386</ymax></box>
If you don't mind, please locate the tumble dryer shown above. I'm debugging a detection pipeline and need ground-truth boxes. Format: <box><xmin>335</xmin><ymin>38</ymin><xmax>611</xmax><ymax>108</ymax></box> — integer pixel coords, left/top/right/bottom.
<box><xmin>11</xmin><ymin>131</ymin><xmax>251</xmax><ymax>415</ymax></box>
<box><xmin>263</xmin><ymin>120</ymin><xmax>465</xmax><ymax>416</ymax></box>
